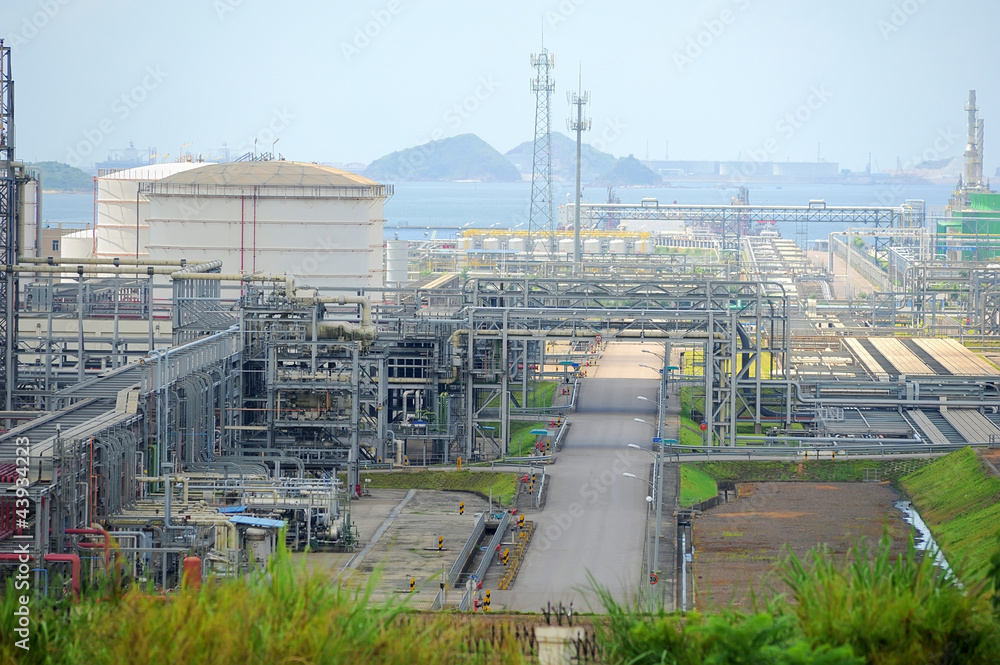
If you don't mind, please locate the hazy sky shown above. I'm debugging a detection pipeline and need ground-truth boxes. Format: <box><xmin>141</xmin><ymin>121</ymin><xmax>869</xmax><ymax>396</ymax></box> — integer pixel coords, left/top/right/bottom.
<box><xmin>4</xmin><ymin>0</ymin><xmax>998</xmax><ymax>174</ymax></box>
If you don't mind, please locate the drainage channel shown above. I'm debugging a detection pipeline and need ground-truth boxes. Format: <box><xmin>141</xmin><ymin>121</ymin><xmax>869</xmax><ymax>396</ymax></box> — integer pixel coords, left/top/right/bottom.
<box><xmin>894</xmin><ymin>500</ymin><xmax>961</xmax><ymax>587</ymax></box>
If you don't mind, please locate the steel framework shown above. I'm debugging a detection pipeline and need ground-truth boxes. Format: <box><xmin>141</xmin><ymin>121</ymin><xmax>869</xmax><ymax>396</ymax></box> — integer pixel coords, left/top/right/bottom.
<box><xmin>527</xmin><ymin>49</ymin><xmax>555</xmax><ymax>250</ymax></box>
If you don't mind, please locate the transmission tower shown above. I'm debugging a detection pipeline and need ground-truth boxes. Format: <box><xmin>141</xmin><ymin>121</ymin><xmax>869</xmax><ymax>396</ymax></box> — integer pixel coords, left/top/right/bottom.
<box><xmin>567</xmin><ymin>71</ymin><xmax>590</xmax><ymax>267</ymax></box>
<box><xmin>0</xmin><ymin>40</ymin><xmax>17</xmax><ymax>418</ymax></box>
<box><xmin>527</xmin><ymin>48</ymin><xmax>555</xmax><ymax>253</ymax></box>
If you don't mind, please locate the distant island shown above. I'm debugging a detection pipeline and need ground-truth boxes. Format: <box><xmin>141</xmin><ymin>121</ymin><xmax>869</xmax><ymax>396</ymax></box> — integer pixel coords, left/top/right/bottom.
<box><xmin>363</xmin><ymin>134</ymin><xmax>521</xmax><ymax>183</ymax></box>
<box><xmin>505</xmin><ymin>131</ymin><xmax>617</xmax><ymax>183</ymax></box>
<box><xmin>27</xmin><ymin>161</ymin><xmax>92</xmax><ymax>193</ymax></box>
<box><xmin>593</xmin><ymin>155</ymin><xmax>663</xmax><ymax>187</ymax></box>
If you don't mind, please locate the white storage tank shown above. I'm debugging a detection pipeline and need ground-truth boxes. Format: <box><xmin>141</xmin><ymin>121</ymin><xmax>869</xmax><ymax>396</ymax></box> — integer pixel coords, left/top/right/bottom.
<box><xmin>508</xmin><ymin>237</ymin><xmax>525</xmax><ymax>252</ymax></box>
<box><xmin>609</xmin><ymin>238</ymin><xmax>627</xmax><ymax>254</ymax></box>
<box><xmin>385</xmin><ymin>239</ymin><xmax>409</xmax><ymax>287</ymax></box>
<box><xmin>558</xmin><ymin>238</ymin><xmax>574</xmax><ymax>254</ymax></box>
<box><xmin>534</xmin><ymin>238</ymin><xmax>550</xmax><ymax>255</ymax></box>
<box><xmin>583</xmin><ymin>238</ymin><xmax>602</xmax><ymax>254</ymax></box>
<box><xmin>482</xmin><ymin>237</ymin><xmax>500</xmax><ymax>250</ymax></box>
<box><xmin>146</xmin><ymin>162</ymin><xmax>391</xmax><ymax>289</ymax></box>
<box><xmin>634</xmin><ymin>238</ymin><xmax>653</xmax><ymax>254</ymax></box>
<box><xmin>62</xmin><ymin>163</ymin><xmax>213</xmax><ymax>260</ymax></box>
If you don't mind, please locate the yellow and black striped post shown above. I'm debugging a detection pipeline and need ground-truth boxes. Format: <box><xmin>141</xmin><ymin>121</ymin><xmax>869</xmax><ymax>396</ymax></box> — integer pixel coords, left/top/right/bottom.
<box><xmin>410</xmin><ymin>577</ymin><xmax>415</xmax><ymax>593</ymax></box>
<box><xmin>503</xmin><ymin>547</ymin><xmax>510</xmax><ymax>566</ymax></box>
<box><xmin>459</xmin><ymin>501</ymin><xmax>465</xmax><ymax>515</ymax></box>
<box><xmin>438</xmin><ymin>535</ymin><xmax>444</xmax><ymax>551</ymax></box>
<box><xmin>518</xmin><ymin>514</ymin><xmax>525</xmax><ymax>528</ymax></box>
<box><xmin>484</xmin><ymin>589</ymin><xmax>491</xmax><ymax>611</ymax></box>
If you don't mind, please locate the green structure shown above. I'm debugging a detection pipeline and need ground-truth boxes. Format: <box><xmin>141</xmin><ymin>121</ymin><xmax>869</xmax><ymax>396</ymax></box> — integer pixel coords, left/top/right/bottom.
<box><xmin>937</xmin><ymin>192</ymin><xmax>1000</xmax><ymax>260</ymax></box>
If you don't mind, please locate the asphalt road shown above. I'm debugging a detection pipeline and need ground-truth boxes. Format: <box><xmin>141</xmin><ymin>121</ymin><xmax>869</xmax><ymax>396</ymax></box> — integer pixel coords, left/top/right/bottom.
<box><xmin>501</xmin><ymin>343</ymin><xmax>663</xmax><ymax>612</ymax></box>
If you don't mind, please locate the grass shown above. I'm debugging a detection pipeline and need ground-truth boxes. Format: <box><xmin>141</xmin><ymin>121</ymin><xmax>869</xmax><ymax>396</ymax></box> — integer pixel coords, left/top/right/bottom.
<box><xmin>358</xmin><ymin>470</ymin><xmax>519</xmax><ymax>507</ymax></box>
<box><xmin>591</xmin><ymin>535</ymin><xmax>1000</xmax><ymax>664</ymax></box>
<box><xmin>692</xmin><ymin>458</ymin><xmax>931</xmax><ymax>485</ymax></box>
<box><xmin>507</xmin><ymin>421</ymin><xmax>547</xmax><ymax>457</ymax></box>
<box><xmin>901</xmin><ymin>446</ymin><xmax>1000</xmax><ymax>581</ymax></box>
<box><xmin>0</xmin><ymin>538</ymin><xmax>522</xmax><ymax>665</ymax></box>
<box><xmin>680</xmin><ymin>464</ymin><xmax>718</xmax><ymax>504</ymax></box>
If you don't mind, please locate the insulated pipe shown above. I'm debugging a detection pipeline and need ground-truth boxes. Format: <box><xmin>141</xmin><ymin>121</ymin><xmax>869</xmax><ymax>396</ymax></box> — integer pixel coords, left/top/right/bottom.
<box><xmin>7</xmin><ymin>264</ymin><xmax>179</xmax><ymax>275</ymax></box>
<box><xmin>17</xmin><ymin>256</ymin><xmax>188</xmax><ymax>266</ymax></box>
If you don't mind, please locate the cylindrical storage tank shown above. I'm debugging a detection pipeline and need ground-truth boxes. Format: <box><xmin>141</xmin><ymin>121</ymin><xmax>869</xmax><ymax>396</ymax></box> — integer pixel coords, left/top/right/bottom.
<box><xmin>634</xmin><ymin>239</ymin><xmax>653</xmax><ymax>254</ymax></box>
<box><xmin>583</xmin><ymin>238</ymin><xmax>601</xmax><ymax>254</ymax></box>
<box><xmin>385</xmin><ymin>239</ymin><xmax>408</xmax><ymax>287</ymax></box>
<box><xmin>146</xmin><ymin>162</ymin><xmax>391</xmax><ymax>289</ymax></box>
<box><xmin>609</xmin><ymin>238</ymin><xmax>627</xmax><ymax>254</ymax></box>
<box><xmin>246</xmin><ymin>527</ymin><xmax>271</xmax><ymax>566</ymax></box>
<box><xmin>92</xmin><ymin>163</ymin><xmax>211</xmax><ymax>260</ymax></box>
<box><xmin>508</xmin><ymin>237</ymin><xmax>525</xmax><ymax>252</ymax></box>
<box><xmin>482</xmin><ymin>237</ymin><xmax>500</xmax><ymax>250</ymax></box>
<box><xmin>558</xmin><ymin>238</ymin><xmax>574</xmax><ymax>254</ymax></box>
<box><xmin>457</xmin><ymin>235</ymin><xmax>471</xmax><ymax>251</ymax></box>
<box><xmin>182</xmin><ymin>556</ymin><xmax>202</xmax><ymax>589</ymax></box>
<box><xmin>534</xmin><ymin>239</ymin><xmax>550</xmax><ymax>254</ymax></box>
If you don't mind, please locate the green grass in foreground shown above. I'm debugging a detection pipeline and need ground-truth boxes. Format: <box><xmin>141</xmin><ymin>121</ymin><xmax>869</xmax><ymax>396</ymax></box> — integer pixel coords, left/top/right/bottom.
<box><xmin>0</xmin><ymin>540</ymin><xmax>522</xmax><ymax>665</ymax></box>
<box><xmin>3</xmin><ymin>533</ymin><xmax>1000</xmax><ymax>664</ymax></box>
<box><xmin>359</xmin><ymin>470</ymin><xmax>518</xmax><ymax>506</ymax></box>
<box><xmin>902</xmin><ymin>446</ymin><xmax>1000</xmax><ymax>581</ymax></box>
<box><xmin>679</xmin><ymin>464</ymin><xmax>718</xmax><ymax>504</ymax></box>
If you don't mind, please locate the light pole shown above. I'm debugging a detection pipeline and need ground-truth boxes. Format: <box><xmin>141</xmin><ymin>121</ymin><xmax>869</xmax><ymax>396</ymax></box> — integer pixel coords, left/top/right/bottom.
<box><xmin>623</xmin><ymin>471</ymin><xmax>655</xmax><ymax>610</ymax></box>
<box><xmin>631</xmin><ymin>419</ymin><xmax>664</xmax><ymax>610</ymax></box>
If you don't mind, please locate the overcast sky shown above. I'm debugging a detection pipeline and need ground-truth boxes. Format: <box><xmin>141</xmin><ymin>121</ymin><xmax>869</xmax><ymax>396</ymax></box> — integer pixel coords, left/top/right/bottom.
<box><xmin>3</xmin><ymin>0</ymin><xmax>998</xmax><ymax>173</ymax></box>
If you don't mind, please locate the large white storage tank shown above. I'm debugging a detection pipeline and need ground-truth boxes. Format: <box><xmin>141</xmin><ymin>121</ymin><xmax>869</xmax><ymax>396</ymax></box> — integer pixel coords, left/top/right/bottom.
<box><xmin>145</xmin><ymin>162</ymin><xmax>392</xmax><ymax>289</ymax></box>
<box><xmin>583</xmin><ymin>238</ymin><xmax>602</xmax><ymax>254</ymax></box>
<box><xmin>61</xmin><ymin>163</ymin><xmax>212</xmax><ymax>260</ymax></box>
<box><xmin>508</xmin><ymin>237</ymin><xmax>525</xmax><ymax>252</ymax></box>
<box><xmin>609</xmin><ymin>238</ymin><xmax>627</xmax><ymax>254</ymax></box>
<box><xmin>557</xmin><ymin>238</ymin><xmax>574</xmax><ymax>254</ymax></box>
<box><xmin>482</xmin><ymin>237</ymin><xmax>500</xmax><ymax>250</ymax></box>
<box><xmin>385</xmin><ymin>239</ymin><xmax>409</xmax><ymax>287</ymax></box>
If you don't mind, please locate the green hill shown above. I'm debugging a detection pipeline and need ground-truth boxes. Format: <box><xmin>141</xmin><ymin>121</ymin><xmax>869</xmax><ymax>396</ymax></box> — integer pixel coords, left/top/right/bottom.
<box><xmin>505</xmin><ymin>132</ymin><xmax>617</xmax><ymax>183</ymax></box>
<box><xmin>363</xmin><ymin>134</ymin><xmax>521</xmax><ymax>182</ymax></box>
<box><xmin>901</xmin><ymin>446</ymin><xmax>1000</xmax><ymax>581</ymax></box>
<box><xmin>27</xmin><ymin>161</ymin><xmax>93</xmax><ymax>192</ymax></box>
<box><xmin>593</xmin><ymin>155</ymin><xmax>663</xmax><ymax>187</ymax></box>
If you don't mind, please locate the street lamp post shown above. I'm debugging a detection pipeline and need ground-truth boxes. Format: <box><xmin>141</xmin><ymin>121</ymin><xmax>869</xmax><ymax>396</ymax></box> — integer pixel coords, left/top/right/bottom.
<box><xmin>623</xmin><ymin>470</ymin><xmax>655</xmax><ymax>610</ymax></box>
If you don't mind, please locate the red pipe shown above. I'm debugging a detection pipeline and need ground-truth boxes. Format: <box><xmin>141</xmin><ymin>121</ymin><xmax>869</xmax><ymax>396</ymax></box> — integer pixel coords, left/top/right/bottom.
<box><xmin>0</xmin><ymin>553</ymin><xmax>33</xmax><ymax>561</ymax></box>
<box><xmin>43</xmin><ymin>554</ymin><xmax>81</xmax><ymax>599</ymax></box>
<box><xmin>66</xmin><ymin>527</ymin><xmax>111</xmax><ymax>567</ymax></box>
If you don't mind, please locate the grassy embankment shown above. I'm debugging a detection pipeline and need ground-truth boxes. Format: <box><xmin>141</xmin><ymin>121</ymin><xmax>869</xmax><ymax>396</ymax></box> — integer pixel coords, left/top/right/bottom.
<box><xmin>901</xmin><ymin>446</ymin><xmax>1000</xmax><ymax>581</ymax></box>
<box><xmin>484</xmin><ymin>380</ymin><xmax>558</xmax><ymax>457</ymax></box>
<box><xmin>355</xmin><ymin>470</ymin><xmax>518</xmax><ymax>506</ymax></box>
<box><xmin>679</xmin><ymin>465</ymin><xmax>718</xmax><ymax>505</ymax></box>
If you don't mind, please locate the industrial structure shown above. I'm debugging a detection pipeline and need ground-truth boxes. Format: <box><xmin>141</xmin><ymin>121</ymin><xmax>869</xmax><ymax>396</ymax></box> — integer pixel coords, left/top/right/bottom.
<box><xmin>3</xmin><ymin>40</ymin><xmax>1000</xmax><ymax>601</ymax></box>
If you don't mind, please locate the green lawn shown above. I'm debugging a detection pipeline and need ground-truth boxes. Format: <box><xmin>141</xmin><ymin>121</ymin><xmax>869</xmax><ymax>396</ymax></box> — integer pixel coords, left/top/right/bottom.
<box><xmin>680</xmin><ymin>464</ymin><xmax>718</xmax><ymax>504</ymax></box>
<box><xmin>357</xmin><ymin>470</ymin><xmax>519</xmax><ymax>506</ymax></box>
<box><xmin>901</xmin><ymin>446</ymin><xmax>1000</xmax><ymax>581</ymax></box>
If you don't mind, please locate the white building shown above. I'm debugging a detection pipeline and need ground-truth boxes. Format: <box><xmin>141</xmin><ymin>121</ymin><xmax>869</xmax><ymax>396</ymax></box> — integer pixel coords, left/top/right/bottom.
<box><xmin>145</xmin><ymin>161</ymin><xmax>391</xmax><ymax>289</ymax></box>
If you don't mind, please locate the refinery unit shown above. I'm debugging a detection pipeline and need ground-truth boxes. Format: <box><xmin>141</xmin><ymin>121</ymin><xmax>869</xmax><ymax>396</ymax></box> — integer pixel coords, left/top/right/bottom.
<box><xmin>3</xmin><ymin>35</ymin><xmax>1000</xmax><ymax>598</ymax></box>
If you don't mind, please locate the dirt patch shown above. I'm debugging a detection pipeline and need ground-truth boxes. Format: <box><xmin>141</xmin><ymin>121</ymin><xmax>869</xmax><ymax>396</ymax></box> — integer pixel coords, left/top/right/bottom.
<box><xmin>692</xmin><ymin>481</ymin><xmax>907</xmax><ymax>611</ymax></box>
